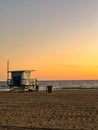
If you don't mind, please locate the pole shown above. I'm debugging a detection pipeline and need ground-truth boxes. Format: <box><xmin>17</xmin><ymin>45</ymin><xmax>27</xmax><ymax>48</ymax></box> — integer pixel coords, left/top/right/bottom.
<box><xmin>7</xmin><ymin>60</ymin><xmax>9</xmax><ymax>86</ymax></box>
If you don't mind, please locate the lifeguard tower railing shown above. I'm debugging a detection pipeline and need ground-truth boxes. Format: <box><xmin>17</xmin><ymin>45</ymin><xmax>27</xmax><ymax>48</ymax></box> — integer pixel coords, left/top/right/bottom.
<box><xmin>7</xmin><ymin>79</ymin><xmax>37</xmax><ymax>87</ymax></box>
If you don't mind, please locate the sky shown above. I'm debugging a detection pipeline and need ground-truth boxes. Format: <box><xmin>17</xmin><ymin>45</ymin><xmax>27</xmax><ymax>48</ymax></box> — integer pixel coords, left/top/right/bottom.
<box><xmin>0</xmin><ymin>0</ymin><xmax>98</xmax><ymax>80</ymax></box>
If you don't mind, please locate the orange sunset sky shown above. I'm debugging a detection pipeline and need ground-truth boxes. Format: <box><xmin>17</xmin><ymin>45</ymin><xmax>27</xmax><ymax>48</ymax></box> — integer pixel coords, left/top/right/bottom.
<box><xmin>0</xmin><ymin>0</ymin><xmax>98</xmax><ymax>81</ymax></box>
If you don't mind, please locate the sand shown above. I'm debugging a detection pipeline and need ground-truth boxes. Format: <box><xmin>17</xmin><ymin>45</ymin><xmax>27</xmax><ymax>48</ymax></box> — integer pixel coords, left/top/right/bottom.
<box><xmin>0</xmin><ymin>89</ymin><xmax>98</xmax><ymax>130</ymax></box>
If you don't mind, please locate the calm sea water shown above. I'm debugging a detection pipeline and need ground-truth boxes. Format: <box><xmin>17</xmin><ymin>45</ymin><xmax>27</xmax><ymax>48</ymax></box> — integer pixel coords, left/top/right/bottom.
<box><xmin>0</xmin><ymin>80</ymin><xmax>98</xmax><ymax>90</ymax></box>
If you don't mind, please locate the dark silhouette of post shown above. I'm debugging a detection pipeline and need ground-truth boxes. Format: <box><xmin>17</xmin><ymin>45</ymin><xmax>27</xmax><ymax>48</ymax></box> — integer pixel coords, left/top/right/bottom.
<box><xmin>7</xmin><ymin>60</ymin><xmax>9</xmax><ymax>86</ymax></box>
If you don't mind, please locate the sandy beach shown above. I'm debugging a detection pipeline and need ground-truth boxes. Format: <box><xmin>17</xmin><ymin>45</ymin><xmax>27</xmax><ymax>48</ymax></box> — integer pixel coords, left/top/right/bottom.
<box><xmin>0</xmin><ymin>89</ymin><xmax>98</xmax><ymax>130</ymax></box>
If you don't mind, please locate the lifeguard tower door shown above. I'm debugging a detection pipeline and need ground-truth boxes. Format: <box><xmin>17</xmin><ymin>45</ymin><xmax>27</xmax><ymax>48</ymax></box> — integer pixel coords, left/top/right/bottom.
<box><xmin>13</xmin><ymin>76</ymin><xmax>21</xmax><ymax>86</ymax></box>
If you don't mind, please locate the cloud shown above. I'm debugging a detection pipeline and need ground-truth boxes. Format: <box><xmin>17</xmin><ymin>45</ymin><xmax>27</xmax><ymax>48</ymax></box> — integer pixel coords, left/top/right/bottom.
<box><xmin>95</xmin><ymin>66</ymin><xmax>98</xmax><ymax>68</ymax></box>
<box><xmin>60</xmin><ymin>64</ymin><xmax>84</xmax><ymax>69</ymax></box>
<box><xmin>60</xmin><ymin>64</ymin><xmax>98</xmax><ymax>69</ymax></box>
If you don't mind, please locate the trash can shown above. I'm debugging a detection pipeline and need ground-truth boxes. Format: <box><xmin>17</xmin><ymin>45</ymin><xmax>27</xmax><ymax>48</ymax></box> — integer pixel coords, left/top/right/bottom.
<box><xmin>46</xmin><ymin>85</ymin><xmax>53</xmax><ymax>93</ymax></box>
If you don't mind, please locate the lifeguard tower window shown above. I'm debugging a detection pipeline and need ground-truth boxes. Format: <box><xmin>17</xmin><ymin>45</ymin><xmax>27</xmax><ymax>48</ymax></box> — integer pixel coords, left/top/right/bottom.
<box><xmin>13</xmin><ymin>76</ymin><xmax>21</xmax><ymax>86</ymax></box>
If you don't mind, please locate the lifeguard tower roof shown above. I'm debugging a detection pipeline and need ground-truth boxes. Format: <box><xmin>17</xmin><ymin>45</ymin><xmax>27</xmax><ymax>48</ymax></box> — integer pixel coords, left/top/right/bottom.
<box><xmin>9</xmin><ymin>70</ymin><xmax>35</xmax><ymax>73</ymax></box>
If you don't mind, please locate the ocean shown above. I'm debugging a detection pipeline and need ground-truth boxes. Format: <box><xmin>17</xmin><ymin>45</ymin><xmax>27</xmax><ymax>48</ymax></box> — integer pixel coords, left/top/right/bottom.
<box><xmin>0</xmin><ymin>80</ymin><xmax>98</xmax><ymax>91</ymax></box>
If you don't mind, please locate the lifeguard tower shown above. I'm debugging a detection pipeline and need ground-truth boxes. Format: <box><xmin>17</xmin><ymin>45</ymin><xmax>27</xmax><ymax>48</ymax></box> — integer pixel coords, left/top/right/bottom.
<box><xmin>7</xmin><ymin>70</ymin><xmax>38</xmax><ymax>91</ymax></box>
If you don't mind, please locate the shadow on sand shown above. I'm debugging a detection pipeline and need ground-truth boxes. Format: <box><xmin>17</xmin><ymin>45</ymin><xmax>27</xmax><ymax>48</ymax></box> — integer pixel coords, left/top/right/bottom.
<box><xmin>0</xmin><ymin>125</ymin><xmax>68</xmax><ymax>130</ymax></box>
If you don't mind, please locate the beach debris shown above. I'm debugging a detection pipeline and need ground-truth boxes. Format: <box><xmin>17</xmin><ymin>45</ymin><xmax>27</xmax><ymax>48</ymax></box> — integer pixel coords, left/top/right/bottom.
<box><xmin>46</xmin><ymin>85</ymin><xmax>53</xmax><ymax>93</ymax></box>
